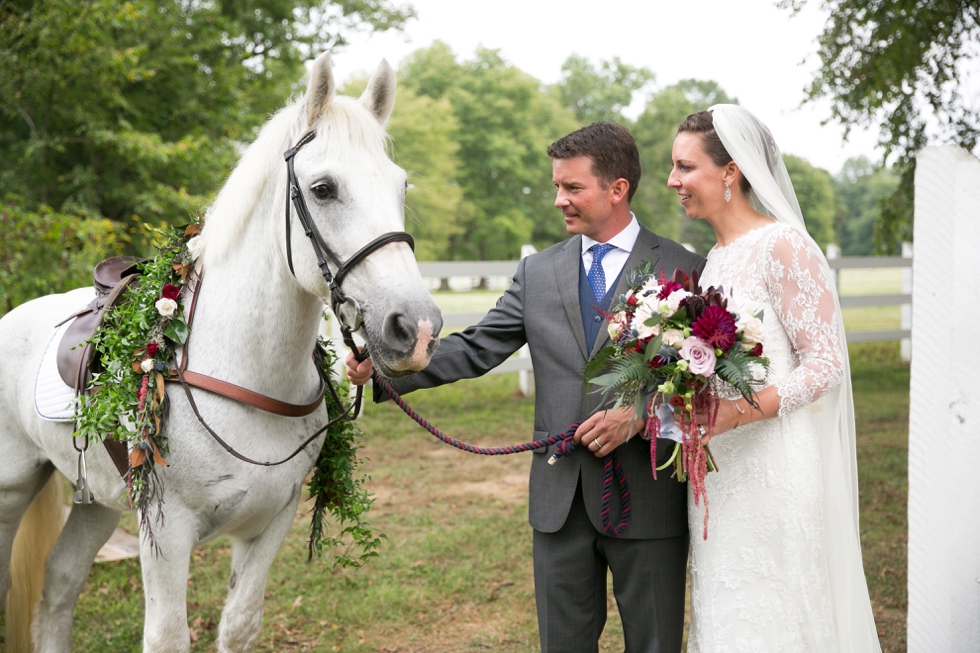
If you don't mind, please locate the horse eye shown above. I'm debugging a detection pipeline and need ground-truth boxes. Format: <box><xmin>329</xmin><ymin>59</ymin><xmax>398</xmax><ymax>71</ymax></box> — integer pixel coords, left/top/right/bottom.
<box><xmin>311</xmin><ymin>183</ymin><xmax>334</xmax><ymax>199</ymax></box>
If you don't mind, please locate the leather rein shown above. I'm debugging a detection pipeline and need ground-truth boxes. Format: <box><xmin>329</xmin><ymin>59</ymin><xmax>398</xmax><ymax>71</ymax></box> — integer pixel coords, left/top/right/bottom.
<box><xmin>170</xmin><ymin>129</ymin><xmax>414</xmax><ymax>467</ymax></box>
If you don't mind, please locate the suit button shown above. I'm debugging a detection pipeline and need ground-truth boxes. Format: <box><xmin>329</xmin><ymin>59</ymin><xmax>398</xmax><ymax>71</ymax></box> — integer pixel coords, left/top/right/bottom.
<box><xmin>594</xmin><ymin>315</ymin><xmax>602</xmax><ymax>323</ymax></box>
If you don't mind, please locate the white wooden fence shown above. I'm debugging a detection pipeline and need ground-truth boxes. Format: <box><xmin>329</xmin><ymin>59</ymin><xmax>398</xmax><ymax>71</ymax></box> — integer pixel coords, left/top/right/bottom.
<box><xmin>419</xmin><ymin>249</ymin><xmax>913</xmax><ymax>360</ymax></box>
<box><xmin>327</xmin><ymin>248</ymin><xmax>913</xmax><ymax>395</ymax></box>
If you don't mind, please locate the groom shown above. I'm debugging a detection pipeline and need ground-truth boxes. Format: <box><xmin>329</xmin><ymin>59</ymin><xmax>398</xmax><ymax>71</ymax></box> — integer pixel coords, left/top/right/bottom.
<box><xmin>348</xmin><ymin>122</ymin><xmax>704</xmax><ymax>652</ymax></box>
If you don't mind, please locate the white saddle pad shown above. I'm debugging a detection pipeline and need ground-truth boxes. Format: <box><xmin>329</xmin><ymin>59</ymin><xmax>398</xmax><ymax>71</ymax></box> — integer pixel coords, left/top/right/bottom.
<box><xmin>35</xmin><ymin>318</ymin><xmax>79</xmax><ymax>422</ymax></box>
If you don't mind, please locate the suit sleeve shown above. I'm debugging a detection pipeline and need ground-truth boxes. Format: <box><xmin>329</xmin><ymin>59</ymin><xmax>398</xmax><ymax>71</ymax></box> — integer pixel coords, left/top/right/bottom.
<box><xmin>375</xmin><ymin>257</ymin><xmax>529</xmax><ymax>400</ymax></box>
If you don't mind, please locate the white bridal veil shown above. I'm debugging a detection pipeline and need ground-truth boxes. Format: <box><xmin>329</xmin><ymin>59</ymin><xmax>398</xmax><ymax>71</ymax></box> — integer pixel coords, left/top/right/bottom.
<box><xmin>709</xmin><ymin>104</ymin><xmax>882</xmax><ymax>652</ymax></box>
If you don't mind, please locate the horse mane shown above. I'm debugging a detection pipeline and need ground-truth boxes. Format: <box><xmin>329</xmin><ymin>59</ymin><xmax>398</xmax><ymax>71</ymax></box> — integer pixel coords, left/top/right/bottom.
<box><xmin>201</xmin><ymin>94</ymin><xmax>392</xmax><ymax>265</ymax></box>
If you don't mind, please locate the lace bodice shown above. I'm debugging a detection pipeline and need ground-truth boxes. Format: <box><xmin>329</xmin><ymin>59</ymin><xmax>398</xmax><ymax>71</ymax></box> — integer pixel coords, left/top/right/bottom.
<box><xmin>702</xmin><ymin>222</ymin><xmax>844</xmax><ymax>416</ymax></box>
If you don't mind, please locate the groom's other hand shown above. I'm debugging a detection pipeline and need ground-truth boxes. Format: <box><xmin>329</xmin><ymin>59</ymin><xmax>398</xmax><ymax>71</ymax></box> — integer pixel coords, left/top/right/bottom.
<box><xmin>344</xmin><ymin>350</ymin><xmax>374</xmax><ymax>386</ymax></box>
<box><xmin>574</xmin><ymin>407</ymin><xmax>645</xmax><ymax>458</ymax></box>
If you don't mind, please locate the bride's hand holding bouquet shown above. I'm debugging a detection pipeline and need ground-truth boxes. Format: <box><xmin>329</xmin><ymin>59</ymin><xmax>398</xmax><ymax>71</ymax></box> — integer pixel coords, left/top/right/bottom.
<box><xmin>585</xmin><ymin>264</ymin><xmax>770</xmax><ymax>538</ymax></box>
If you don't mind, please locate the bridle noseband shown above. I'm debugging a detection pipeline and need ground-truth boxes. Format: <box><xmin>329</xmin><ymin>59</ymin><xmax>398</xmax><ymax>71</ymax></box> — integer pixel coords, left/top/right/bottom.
<box><xmin>284</xmin><ymin>130</ymin><xmax>415</xmax><ymax>362</ymax></box>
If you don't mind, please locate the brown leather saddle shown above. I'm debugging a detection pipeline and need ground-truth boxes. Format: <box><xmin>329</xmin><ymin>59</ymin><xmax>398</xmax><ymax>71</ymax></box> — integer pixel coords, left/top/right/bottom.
<box><xmin>56</xmin><ymin>256</ymin><xmax>145</xmax><ymax>475</ymax></box>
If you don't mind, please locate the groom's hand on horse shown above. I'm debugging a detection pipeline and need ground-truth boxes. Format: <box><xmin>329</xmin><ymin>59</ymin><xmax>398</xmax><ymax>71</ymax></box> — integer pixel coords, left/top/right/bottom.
<box><xmin>574</xmin><ymin>407</ymin><xmax>645</xmax><ymax>458</ymax></box>
<box><xmin>345</xmin><ymin>350</ymin><xmax>374</xmax><ymax>385</ymax></box>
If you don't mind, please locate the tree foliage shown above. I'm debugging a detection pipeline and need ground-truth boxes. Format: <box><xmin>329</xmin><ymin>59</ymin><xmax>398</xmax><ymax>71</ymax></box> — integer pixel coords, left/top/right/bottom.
<box><xmin>632</xmin><ymin>80</ymin><xmax>737</xmax><ymax>253</ymax></box>
<box><xmin>0</xmin><ymin>0</ymin><xmax>413</xmax><ymax>234</ymax></box>
<box><xmin>832</xmin><ymin>157</ymin><xmax>899</xmax><ymax>255</ymax></box>
<box><xmin>0</xmin><ymin>0</ymin><xmax>413</xmax><ymax>311</ymax></box>
<box><xmin>399</xmin><ymin>42</ymin><xmax>578</xmax><ymax>259</ymax></box>
<box><xmin>783</xmin><ymin>154</ymin><xmax>836</xmax><ymax>250</ymax></box>
<box><xmin>782</xmin><ymin>0</ymin><xmax>980</xmax><ymax>251</ymax></box>
<box><xmin>0</xmin><ymin>194</ymin><xmax>123</xmax><ymax>313</ymax></box>
<box><xmin>559</xmin><ymin>55</ymin><xmax>654</xmax><ymax>124</ymax></box>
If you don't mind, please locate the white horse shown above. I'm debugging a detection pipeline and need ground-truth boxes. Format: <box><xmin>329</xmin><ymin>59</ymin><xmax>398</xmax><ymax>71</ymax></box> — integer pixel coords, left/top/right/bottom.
<box><xmin>0</xmin><ymin>52</ymin><xmax>441</xmax><ymax>652</ymax></box>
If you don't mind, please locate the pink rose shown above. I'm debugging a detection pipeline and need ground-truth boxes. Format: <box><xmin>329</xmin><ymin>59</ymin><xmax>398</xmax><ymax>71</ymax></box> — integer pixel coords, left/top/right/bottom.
<box><xmin>679</xmin><ymin>336</ymin><xmax>717</xmax><ymax>377</ymax></box>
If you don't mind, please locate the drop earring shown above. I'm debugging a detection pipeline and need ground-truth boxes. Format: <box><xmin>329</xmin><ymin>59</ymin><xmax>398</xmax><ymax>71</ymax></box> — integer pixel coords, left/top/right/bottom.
<box><xmin>724</xmin><ymin>181</ymin><xmax>731</xmax><ymax>203</ymax></box>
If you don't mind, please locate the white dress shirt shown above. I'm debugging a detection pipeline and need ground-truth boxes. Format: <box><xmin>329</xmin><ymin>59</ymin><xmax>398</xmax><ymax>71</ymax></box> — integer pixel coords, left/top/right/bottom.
<box><xmin>580</xmin><ymin>214</ymin><xmax>641</xmax><ymax>296</ymax></box>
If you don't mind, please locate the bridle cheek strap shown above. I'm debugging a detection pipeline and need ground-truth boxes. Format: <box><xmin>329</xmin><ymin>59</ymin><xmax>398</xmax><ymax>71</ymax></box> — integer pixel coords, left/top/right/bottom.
<box><xmin>283</xmin><ymin>130</ymin><xmax>415</xmax><ymax>358</ymax></box>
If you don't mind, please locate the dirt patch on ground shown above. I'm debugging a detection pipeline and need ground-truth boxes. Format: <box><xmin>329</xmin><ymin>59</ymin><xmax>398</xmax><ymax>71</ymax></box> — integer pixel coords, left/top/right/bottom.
<box><xmin>443</xmin><ymin>473</ymin><xmax>528</xmax><ymax>504</ymax></box>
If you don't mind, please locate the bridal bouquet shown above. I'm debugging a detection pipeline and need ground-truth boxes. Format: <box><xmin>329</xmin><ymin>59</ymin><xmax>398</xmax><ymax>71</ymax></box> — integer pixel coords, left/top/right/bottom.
<box><xmin>585</xmin><ymin>264</ymin><xmax>770</xmax><ymax>538</ymax></box>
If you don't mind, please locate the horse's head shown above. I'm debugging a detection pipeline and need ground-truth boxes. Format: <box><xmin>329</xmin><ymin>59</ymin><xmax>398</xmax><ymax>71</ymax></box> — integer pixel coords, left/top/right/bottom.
<box><xmin>286</xmin><ymin>52</ymin><xmax>442</xmax><ymax>378</ymax></box>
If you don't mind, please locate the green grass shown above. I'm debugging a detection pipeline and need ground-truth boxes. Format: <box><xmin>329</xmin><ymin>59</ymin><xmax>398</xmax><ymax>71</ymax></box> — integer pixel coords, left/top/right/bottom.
<box><xmin>1</xmin><ymin>346</ymin><xmax>910</xmax><ymax>653</ymax></box>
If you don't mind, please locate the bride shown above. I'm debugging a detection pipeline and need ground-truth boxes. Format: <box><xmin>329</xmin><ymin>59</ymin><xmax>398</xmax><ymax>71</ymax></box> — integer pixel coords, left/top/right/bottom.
<box><xmin>667</xmin><ymin>105</ymin><xmax>881</xmax><ymax>652</ymax></box>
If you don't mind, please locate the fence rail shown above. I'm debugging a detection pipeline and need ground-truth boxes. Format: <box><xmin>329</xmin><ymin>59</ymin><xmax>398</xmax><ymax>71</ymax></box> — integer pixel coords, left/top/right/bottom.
<box><xmin>412</xmin><ymin>253</ymin><xmax>913</xmax><ymax>379</ymax></box>
<box><xmin>328</xmin><ymin>253</ymin><xmax>913</xmax><ymax>389</ymax></box>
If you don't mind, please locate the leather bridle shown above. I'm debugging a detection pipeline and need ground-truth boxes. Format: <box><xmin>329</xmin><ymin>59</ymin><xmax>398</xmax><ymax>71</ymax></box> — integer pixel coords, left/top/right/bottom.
<box><xmin>169</xmin><ymin>129</ymin><xmax>417</xmax><ymax>468</ymax></box>
<box><xmin>284</xmin><ymin>129</ymin><xmax>415</xmax><ymax>362</ymax></box>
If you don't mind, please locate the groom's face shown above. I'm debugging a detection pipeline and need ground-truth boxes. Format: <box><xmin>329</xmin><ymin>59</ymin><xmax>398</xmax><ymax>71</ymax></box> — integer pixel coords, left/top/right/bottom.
<box><xmin>552</xmin><ymin>156</ymin><xmax>618</xmax><ymax>241</ymax></box>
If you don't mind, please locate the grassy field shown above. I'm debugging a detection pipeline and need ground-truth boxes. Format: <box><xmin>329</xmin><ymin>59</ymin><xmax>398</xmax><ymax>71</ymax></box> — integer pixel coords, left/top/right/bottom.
<box><xmin>1</xmin><ymin>340</ymin><xmax>909</xmax><ymax>652</ymax></box>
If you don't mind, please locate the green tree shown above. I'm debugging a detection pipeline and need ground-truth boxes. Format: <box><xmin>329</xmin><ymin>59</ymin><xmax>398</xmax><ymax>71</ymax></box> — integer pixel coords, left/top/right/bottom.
<box><xmin>832</xmin><ymin>157</ymin><xmax>900</xmax><ymax>255</ymax></box>
<box><xmin>0</xmin><ymin>0</ymin><xmax>414</xmax><ymax>309</ymax></box>
<box><xmin>631</xmin><ymin>80</ymin><xmax>737</xmax><ymax>253</ymax></box>
<box><xmin>387</xmin><ymin>87</ymin><xmax>466</xmax><ymax>261</ymax></box>
<box><xmin>0</xmin><ymin>194</ymin><xmax>122</xmax><ymax>313</ymax></box>
<box><xmin>400</xmin><ymin>43</ymin><xmax>578</xmax><ymax>259</ymax></box>
<box><xmin>783</xmin><ymin>155</ymin><xmax>836</xmax><ymax>251</ymax></box>
<box><xmin>780</xmin><ymin>0</ymin><xmax>979</xmax><ymax>252</ymax></box>
<box><xmin>558</xmin><ymin>54</ymin><xmax>654</xmax><ymax>124</ymax></box>
<box><xmin>0</xmin><ymin>0</ymin><xmax>414</xmax><ymax>240</ymax></box>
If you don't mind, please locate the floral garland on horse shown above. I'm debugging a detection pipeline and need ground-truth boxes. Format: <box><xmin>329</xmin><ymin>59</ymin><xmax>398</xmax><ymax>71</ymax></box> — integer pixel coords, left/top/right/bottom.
<box><xmin>73</xmin><ymin>223</ymin><xmax>381</xmax><ymax>565</ymax></box>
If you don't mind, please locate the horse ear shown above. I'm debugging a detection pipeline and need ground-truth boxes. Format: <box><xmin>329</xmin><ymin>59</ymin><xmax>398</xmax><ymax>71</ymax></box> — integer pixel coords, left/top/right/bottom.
<box><xmin>305</xmin><ymin>52</ymin><xmax>335</xmax><ymax>127</ymax></box>
<box><xmin>359</xmin><ymin>59</ymin><xmax>396</xmax><ymax>125</ymax></box>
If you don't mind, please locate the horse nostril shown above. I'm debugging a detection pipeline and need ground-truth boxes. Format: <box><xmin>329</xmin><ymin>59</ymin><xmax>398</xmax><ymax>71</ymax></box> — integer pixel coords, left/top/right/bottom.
<box><xmin>382</xmin><ymin>312</ymin><xmax>417</xmax><ymax>352</ymax></box>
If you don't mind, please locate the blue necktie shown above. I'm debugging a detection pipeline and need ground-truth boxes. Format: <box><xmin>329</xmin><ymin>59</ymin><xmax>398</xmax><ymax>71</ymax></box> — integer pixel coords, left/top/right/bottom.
<box><xmin>587</xmin><ymin>243</ymin><xmax>614</xmax><ymax>301</ymax></box>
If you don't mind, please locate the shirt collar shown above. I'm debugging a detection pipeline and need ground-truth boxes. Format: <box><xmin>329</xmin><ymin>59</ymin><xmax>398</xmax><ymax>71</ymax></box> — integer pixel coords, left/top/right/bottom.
<box><xmin>581</xmin><ymin>213</ymin><xmax>641</xmax><ymax>255</ymax></box>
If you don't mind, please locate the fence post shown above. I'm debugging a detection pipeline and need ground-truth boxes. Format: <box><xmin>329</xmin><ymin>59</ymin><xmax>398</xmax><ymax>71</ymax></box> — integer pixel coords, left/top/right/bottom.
<box><xmin>518</xmin><ymin>244</ymin><xmax>537</xmax><ymax>398</ymax></box>
<box><xmin>907</xmin><ymin>145</ymin><xmax>980</xmax><ymax>652</ymax></box>
<box><xmin>825</xmin><ymin>243</ymin><xmax>840</xmax><ymax>293</ymax></box>
<box><xmin>900</xmin><ymin>242</ymin><xmax>913</xmax><ymax>362</ymax></box>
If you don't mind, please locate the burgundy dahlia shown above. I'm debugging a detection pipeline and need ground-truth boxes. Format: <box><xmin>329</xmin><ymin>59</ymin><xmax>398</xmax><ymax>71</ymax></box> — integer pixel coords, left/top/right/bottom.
<box><xmin>147</xmin><ymin>341</ymin><xmax>159</xmax><ymax>357</ymax></box>
<box><xmin>161</xmin><ymin>283</ymin><xmax>181</xmax><ymax>300</ymax></box>
<box><xmin>692</xmin><ymin>305</ymin><xmax>737</xmax><ymax>351</ymax></box>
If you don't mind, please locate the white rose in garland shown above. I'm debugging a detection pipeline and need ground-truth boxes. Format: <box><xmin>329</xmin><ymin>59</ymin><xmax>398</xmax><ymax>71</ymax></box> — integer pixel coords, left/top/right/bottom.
<box><xmin>155</xmin><ymin>298</ymin><xmax>178</xmax><ymax>317</ymax></box>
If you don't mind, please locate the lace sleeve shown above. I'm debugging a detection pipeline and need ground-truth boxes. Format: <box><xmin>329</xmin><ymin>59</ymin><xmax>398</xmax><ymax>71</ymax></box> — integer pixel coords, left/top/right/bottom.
<box><xmin>762</xmin><ymin>227</ymin><xmax>845</xmax><ymax>416</ymax></box>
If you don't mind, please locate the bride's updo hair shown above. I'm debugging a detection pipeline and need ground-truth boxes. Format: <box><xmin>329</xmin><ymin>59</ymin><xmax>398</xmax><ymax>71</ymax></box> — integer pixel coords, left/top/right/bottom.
<box><xmin>677</xmin><ymin>110</ymin><xmax>751</xmax><ymax>194</ymax></box>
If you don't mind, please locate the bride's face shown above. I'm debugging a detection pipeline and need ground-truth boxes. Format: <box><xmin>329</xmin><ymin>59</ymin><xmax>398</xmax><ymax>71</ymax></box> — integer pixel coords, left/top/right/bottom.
<box><xmin>667</xmin><ymin>132</ymin><xmax>727</xmax><ymax>221</ymax></box>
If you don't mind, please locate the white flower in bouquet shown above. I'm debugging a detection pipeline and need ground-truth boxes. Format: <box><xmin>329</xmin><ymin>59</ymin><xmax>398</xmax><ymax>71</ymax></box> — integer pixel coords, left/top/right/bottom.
<box><xmin>736</xmin><ymin>310</ymin><xmax>765</xmax><ymax>345</ymax></box>
<box><xmin>632</xmin><ymin>299</ymin><xmax>661</xmax><ymax>339</ymax></box>
<box><xmin>140</xmin><ymin>358</ymin><xmax>156</xmax><ymax>373</ymax></box>
<box><xmin>608</xmin><ymin>317</ymin><xmax>626</xmax><ymax>340</ymax></box>
<box><xmin>662</xmin><ymin>328</ymin><xmax>686</xmax><ymax>348</ymax></box>
<box><xmin>664</xmin><ymin>288</ymin><xmax>692</xmax><ymax>312</ymax></box>
<box><xmin>639</xmin><ymin>277</ymin><xmax>662</xmax><ymax>296</ymax></box>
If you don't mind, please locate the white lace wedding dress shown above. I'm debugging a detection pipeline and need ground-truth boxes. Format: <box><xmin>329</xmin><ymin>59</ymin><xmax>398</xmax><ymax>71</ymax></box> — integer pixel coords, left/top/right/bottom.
<box><xmin>688</xmin><ymin>220</ymin><xmax>848</xmax><ymax>652</ymax></box>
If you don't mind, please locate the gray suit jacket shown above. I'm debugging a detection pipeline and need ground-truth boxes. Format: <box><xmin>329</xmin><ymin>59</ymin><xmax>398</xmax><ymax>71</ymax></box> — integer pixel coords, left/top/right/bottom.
<box><xmin>385</xmin><ymin>225</ymin><xmax>705</xmax><ymax>538</ymax></box>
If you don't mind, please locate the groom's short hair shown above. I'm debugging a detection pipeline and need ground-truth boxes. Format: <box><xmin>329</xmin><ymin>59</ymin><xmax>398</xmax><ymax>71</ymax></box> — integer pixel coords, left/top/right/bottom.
<box><xmin>547</xmin><ymin>122</ymin><xmax>641</xmax><ymax>203</ymax></box>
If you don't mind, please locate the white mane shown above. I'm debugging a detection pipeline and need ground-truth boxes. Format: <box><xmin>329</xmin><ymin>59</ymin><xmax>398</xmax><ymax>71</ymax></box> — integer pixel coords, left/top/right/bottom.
<box><xmin>201</xmin><ymin>94</ymin><xmax>392</xmax><ymax>265</ymax></box>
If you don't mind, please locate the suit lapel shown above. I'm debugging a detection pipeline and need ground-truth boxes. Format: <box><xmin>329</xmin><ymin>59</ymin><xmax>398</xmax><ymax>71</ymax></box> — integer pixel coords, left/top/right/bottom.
<box><xmin>589</xmin><ymin>226</ymin><xmax>661</xmax><ymax>357</ymax></box>
<box><xmin>555</xmin><ymin>237</ymin><xmax>589</xmax><ymax>359</ymax></box>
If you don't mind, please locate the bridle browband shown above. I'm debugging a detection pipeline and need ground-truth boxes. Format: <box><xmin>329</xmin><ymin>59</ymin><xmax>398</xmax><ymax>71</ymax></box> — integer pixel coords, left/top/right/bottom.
<box><xmin>284</xmin><ymin>129</ymin><xmax>415</xmax><ymax>361</ymax></box>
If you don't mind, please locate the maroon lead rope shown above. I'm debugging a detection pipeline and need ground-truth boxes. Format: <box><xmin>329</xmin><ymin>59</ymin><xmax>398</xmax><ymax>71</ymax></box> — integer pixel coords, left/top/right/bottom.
<box><xmin>371</xmin><ymin>373</ymin><xmax>632</xmax><ymax>536</ymax></box>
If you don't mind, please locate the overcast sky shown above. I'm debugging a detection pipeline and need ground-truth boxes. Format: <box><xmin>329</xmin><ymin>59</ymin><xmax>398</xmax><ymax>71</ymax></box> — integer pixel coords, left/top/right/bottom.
<box><xmin>329</xmin><ymin>0</ymin><xmax>882</xmax><ymax>175</ymax></box>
